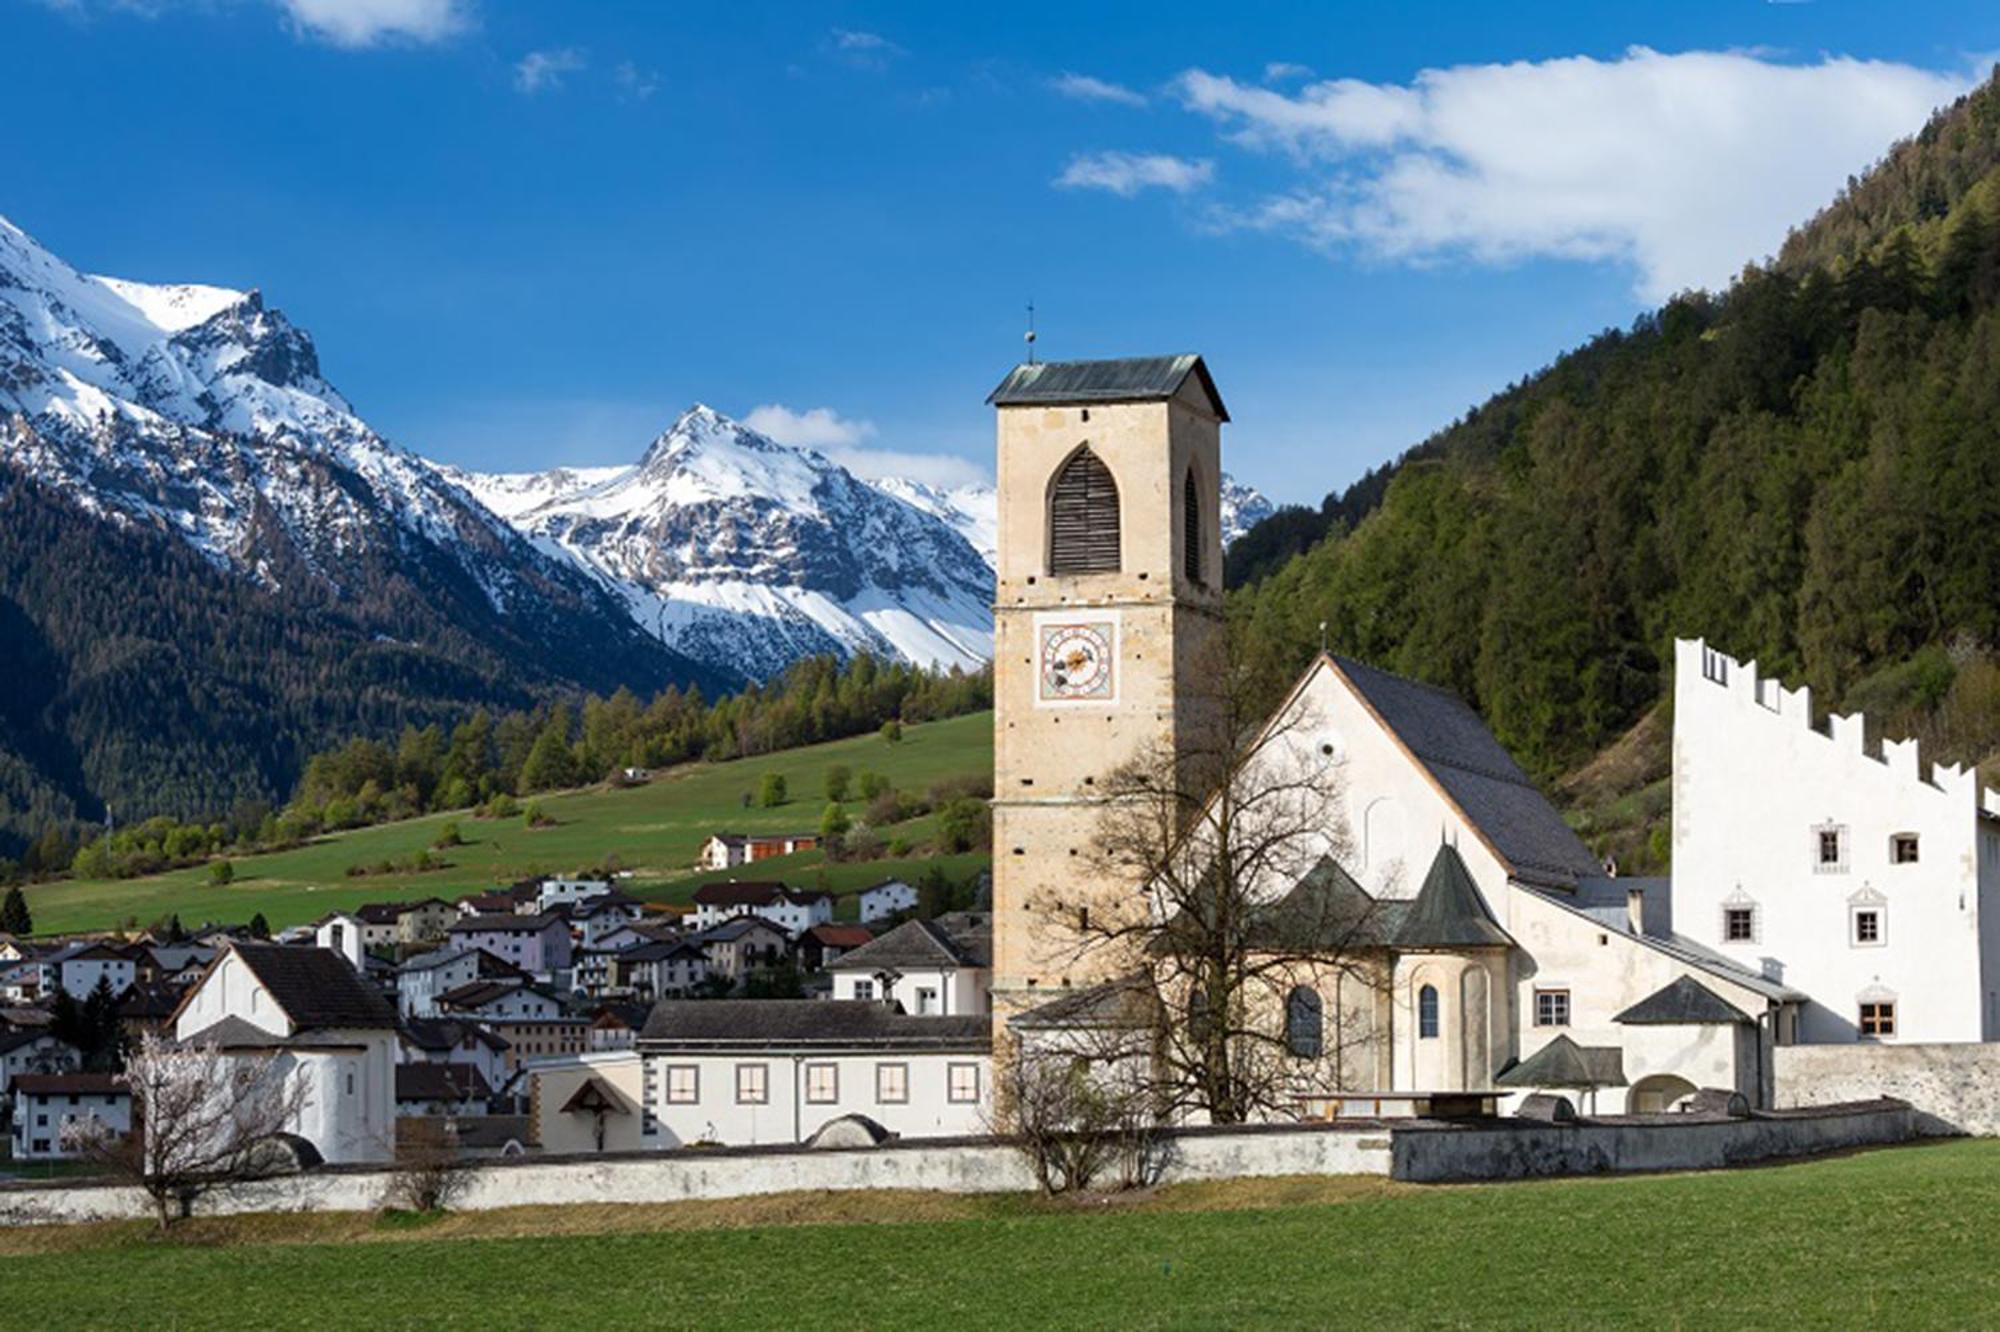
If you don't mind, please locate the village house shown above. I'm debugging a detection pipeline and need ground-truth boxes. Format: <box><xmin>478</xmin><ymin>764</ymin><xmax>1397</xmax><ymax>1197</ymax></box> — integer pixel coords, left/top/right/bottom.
<box><xmin>397</xmin><ymin>1015</ymin><xmax>511</xmax><ymax>1099</ymax></box>
<box><xmin>34</xmin><ymin>941</ymin><xmax>136</xmax><ymax>1002</ymax></box>
<box><xmin>390</xmin><ymin>899</ymin><xmax>457</xmax><ymax>947</ymax></box>
<box><xmin>0</xmin><ymin>1027</ymin><xmax>79</xmax><ymax>1111</ymax></box>
<box><xmin>394</xmin><ymin>947</ymin><xmax>525</xmax><ymax>1019</ymax></box>
<box><xmin>856</xmin><ymin>879</ymin><xmax>919</xmax><ymax>924</ymax></box>
<box><xmin>535</xmin><ymin>877</ymin><xmax>613</xmax><ymax>913</ymax></box>
<box><xmin>435</xmin><ymin>979</ymin><xmax>585</xmax><ymax>1069</ymax></box>
<box><xmin>171</xmin><ymin>942</ymin><xmax>399</xmax><ymax>1164</ymax></box>
<box><xmin>798</xmin><ymin>923</ymin><xmax>874</xmax><ymax>973</ymax></box>
<box><xmin>696</xmin><ymin>831</ymin><xmax>819</xmax><ymax>871</ymax></box>
<box><xmin>689</xmin><ymin>916</ymin><xmax>792</xmax><ymax>989</ymax></box>
<box><xmin>588</xmin><ymin>1003</ymin><xmax>651</xmax><ymax>1052</ymax></box>
<box><xmin>607</xmin><ymin>939</ymin><xmax>709</xmax><ymax>1001</ymax></box>
<box><xmin>394</xmin><ymin>1062</ymin><xmax>493</xmax><ymax>1118</ymax></box>
<box><xmin>134</xmin><ymin>942</ymin><xmax>217</xmax><ymax>988</ymax></box>
<box><xmin>689</xmin><ymin>881</ymin><xmax>834</xmax><ymax>933</ymax></box>
<box><xmin>571</xmin><ymin>892</ymin><xmax>646</xmax><ymax>947</ymax></box>
<box><xmin>314</xmin><ymin>913</ymin><xmax>367</xmax><ymax>970</ymax></box>
<box><xmin>444</xmin><ymin>913</ymin><xmax>573</xmax><ymax>982</ymax></box>
<box><xmin>10</xmin><ymin>1072</ymin><xmax>130</xmax><ymax>1161</ymax></box>
<box><xmin>829</xmin><ymin>914</ymin><xmax>991</xmax><ymax>1015</ymax></box>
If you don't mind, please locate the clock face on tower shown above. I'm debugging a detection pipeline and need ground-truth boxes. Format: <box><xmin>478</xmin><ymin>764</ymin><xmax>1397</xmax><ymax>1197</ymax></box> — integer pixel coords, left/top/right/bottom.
<box><xmin>1038</xmin><ymin>620</ymin><xmax>1116</xmax><ymax>703</ymax></box>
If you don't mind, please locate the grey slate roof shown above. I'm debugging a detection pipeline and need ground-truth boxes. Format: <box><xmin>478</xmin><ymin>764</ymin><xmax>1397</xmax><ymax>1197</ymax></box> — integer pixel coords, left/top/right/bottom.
<box><xmin>1329</xmin><ymin>655</ymin><xmax>1600</xmax><ymax>890</ymax></box>
<box><xmin>230</xmin><ymin>943</ymin><xmax>397</xmax><ymax>1031</ymax></box>
<box><xmin>395</xmin><ymin>1062</ymin><xmax>492</xmax><ymax>1102</ymax></box>
<box><xmin>1495</xmin><ymin>1035</ymin><xmax>1627</xmax><ymax>1089</ymax></box>
<box><xmin>827</xmin><ymin>915</ymin><xmax>990</xmax><ymax>972</ymax></box>
<box><xmin>446</xmin><ymin>913</ymin><xmax>563</xmax><ymax>935</ymax></box>
<box><xmin>986</xmin><ymin>354</ymin><xmax>1229</xmax><ymax>420</ymax></box>
<box><xmin>1009</xmin><ymin>974</ymin><xmax>1158</xmax><ymax>1031</ymax></box>
<box><xmin>179</xmin><ymin>1015</ymin><xmax>369</xmax><ymax>1051</ymax></box>
<box><xmin>1393</xmin><ymin>843</ymin><xmax>1516</xmax><ymax>950</ymax></box>
<box><xmin>640</xmin><ymin>999</ymin><xmax>989</xmax><ymax>1049</ymax></box>
<box><xmin>1614</xmin><ymin>975</ymin><xmax>1754</xmax><ymax>1026</ymax></box>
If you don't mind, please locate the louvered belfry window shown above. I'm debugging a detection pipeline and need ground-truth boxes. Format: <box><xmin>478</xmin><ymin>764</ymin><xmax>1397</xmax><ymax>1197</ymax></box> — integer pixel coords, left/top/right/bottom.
<box><xmin>1048</xmin><ymin>445</ymin><xmax>1120</xmax><ymax>575</ymax></box>
<box><xmin>1183</xmin><ymin>465</ymin><xmax>1201</xmax><ymax>584</ymax></box>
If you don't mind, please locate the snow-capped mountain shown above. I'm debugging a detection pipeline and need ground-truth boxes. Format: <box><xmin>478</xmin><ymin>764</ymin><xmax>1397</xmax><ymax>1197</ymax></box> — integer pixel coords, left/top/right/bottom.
<box><xmin>1220</xmin><ymin>474</ymin><xmax>1275</xmax><ymax>547</ymax></box>
<box><xmin>867</xmin><ymin>477</ymin><xmax>998</xmax><ymax>565</ymax></box>
<box><xmin>443</xmin><ymin>408</ymin><xmax>995</xmax><ymax>677</ymax></box>
<box><xmin>0</xmin><ymin>214</ymin><xmax>712</xmax><ymax>694</ymax></box>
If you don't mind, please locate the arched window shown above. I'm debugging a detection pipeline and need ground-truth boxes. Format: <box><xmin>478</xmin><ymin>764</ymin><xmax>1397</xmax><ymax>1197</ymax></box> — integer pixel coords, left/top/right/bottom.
<box><xmin>1048</xmin><ymin>446</ymin><xmax>1120</xmax><ymax>574</ymax></box>
<box><xmin>1284</xmin><ymin>986</ymin><xmax>1323</xmax><ymax>1059</ymax></box>
<box><xmin>1418</xmin><ymin>984</ymin><xmax>1439</xmax><ymax>1039</ymax></box>
<box><xmin>1183</xmin><ymin>465</ymin><xmax>1202</xmax><ymax>584</ymax></box>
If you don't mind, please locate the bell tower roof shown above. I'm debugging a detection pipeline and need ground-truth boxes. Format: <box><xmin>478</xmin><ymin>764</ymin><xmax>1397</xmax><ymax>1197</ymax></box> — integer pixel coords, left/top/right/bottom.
<box><xmin>986</xmin><ymin>353</ymin><xmax>1228</xmax><ymax>421</ymax></box>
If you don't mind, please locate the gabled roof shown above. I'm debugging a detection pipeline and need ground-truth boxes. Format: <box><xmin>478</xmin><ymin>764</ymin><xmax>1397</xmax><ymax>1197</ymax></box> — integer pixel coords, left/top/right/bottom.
<box><xmin>178</xmin><ymin>1014</ymin><xmax>368</xmax><ymax>1052</ymax></box>
<box><xmin>559</xmin><ymin>1076</ymin><xmax>632</xmax><ymax>1115</ymax></box>
<box><xmin>986</xmin><ymin>354</ymin><xmax>1228</xmax><ymax>421</ymax></box>
<box><xmin>228</xmin><ymin>943</ymin><xmax>396</xmax><ymax>1031</ymax></box>
<box><xmin>804</xmin><ymin>923</ymin><xmax>875</xmax><ymax>949</ymax></box>
<box><xmin>693</xmin><ymin>916</ymin><xmax>791</xmax><ymax>945</ymax></box>
<box><xmin>828</xmin><ymin>916</ymin><xmax>989</xmax><ymax>972</ymax></box>
<box><xmin>437</xmin><ymin>978</ymin><xmax>545</xmax><ymax>1011</ymax></box>
<box><xmin>0</xmin><ymin>1027</ymin><xmax>73</xmax><ymax>1056</ymax></box>
<box><xmin>640</xmin><ymin>999</ymin><xmax>988</xmax><ymax>1049</ymax></box>
<box><xmin>1326</xmin><ymin>655</ymin><xmax>1600</xmax><ymax>890</ymax></box>
<box><xmin>1248</xmin><ymin>856</ymin><xmax>1406</xmax><ymax>951</ymax></box>
<box><xmin>1393</xmin><ymin>843</ymin><xmax>1515</xmax><ymax>950</ymax></box>
<box><xmin>395</xmin><ymin>1062</ymin><xmax>491</xmax><ymax>1102</ymax></box>
<box><xmin>1009</xmin><ymin>973</ymin><xmax>1159</xmax><ymax>1032</ymax></box>
<box><xmin>446</xmin><ymin>913</ymin><xmax>563</xmax><ymax>935</ymax></box>
<box><xmin>1614</xmin><ymin>975</ymin><xmax>1754</xmax><ymax>1026</ymax></box>
<box><xmin>13</xmin><ymin>1072</ymin><xmax>125</xmax><ymax>1096</ymax></box>
<box><xmin>1495</xmin><ymin>1034</ymin><xmax>1626</xmax><ymax>1089</ymax></box>
<box><xmin>400</xmin><ymin>1016</ymin><xmax>509</xmax><ymax>1054</ymax></box>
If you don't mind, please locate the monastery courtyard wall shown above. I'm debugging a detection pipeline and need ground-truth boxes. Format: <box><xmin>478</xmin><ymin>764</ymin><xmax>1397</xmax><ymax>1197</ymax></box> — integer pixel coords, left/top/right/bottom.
<box><xmin>0</xmin><ymin>1103</ymin><xmax>1914</xmax><ymax>1226</ymax></box>
<box><xmin>1776</xmin><ymin>1044</ymin><xmax>2000</xmax><ymax>1135</ymax></box>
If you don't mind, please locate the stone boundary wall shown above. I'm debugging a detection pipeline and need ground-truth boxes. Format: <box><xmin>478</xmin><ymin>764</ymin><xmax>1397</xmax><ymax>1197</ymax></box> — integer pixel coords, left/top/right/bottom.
<box><xmin>1391</xmin><ymin>1100</ymin><xmax>1912</xmax><ymax>1183</ymax></box>
<box><xmin>0</xmin><ymin>1104</ymin><xmax>1911</xmax><ymax>1227</ymax></box>
<box><xmin>1775</xmin><ymin>1043</ymin><xmax>2000</xmax><ymax>1135</ymax></box>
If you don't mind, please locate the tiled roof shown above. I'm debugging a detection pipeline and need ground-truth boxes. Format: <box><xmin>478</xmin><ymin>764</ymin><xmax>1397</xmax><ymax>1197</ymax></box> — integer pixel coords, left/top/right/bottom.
<box><xmin>395</xmin><ymin>1062</ymin><xmax>492</xmax><ymax>1102</ymax></box>
<box><xmin>1614</xmin><ymin>975</ymin><xmax>1754</xmax><ymax>1026</ymax></box>
<box><xmin>400</xmin><ymin>1016</ymin><xmax>510</xmax><ymax>1054</ymax></box>
<box><xmin>178</xmin><ymin>1015</ymin><xmax>370</xmax><ymax>1051</ymax></box>
<box><xmin>1393</xmin><ymin>843</ymin><xmax>1516</xmax><ymax>950</ymax></box>
<box><xmin>446</xmin><ymin>914</ymin><xmax>562</xmax><ymax>935</ymax></box>
<box><xmin>805</xmin><ymin>924</ymin><xmax>875</xmax><ymax>948</ymax></box>
<box><xmin>1009</xmin><ymin>974</ymin><xmax>1158</xmax><ymax>1032</ymax></box>
<box><xmin>987</xmin><ymin>354</ymin><xmax>1228</xmax><ymax>421</ymax></box>
<box><xmin>12</xmin><ymin>1072</ymin><xmax>125</xmax><ymax>1096</ymax></box>
<box><xmin>230</xmin><ymin>943</ymin><xmax>396</xmax><ymax>1031</ymax></box>
<box><xmin>1329</xmin><ymin>655</ymin><xmax>1600</xmax><ymax>890</ymax></box>
<box><xmin>640</xmin><ymin>1000</ymin><xmax>989</xmax><ymax>1048</ymax></box>
<box><xmin>828</xmin><ymin>916</ymin><xmax>989</xmax><ymax>972</ymax></box>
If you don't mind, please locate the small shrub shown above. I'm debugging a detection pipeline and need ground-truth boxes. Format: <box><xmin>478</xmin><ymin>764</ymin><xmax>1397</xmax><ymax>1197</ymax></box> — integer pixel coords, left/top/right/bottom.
<box><xmin>858</xmin><ymin>770</ymin><xmax>890</xmax><ymax>801</ymax></box>
<box><xmin>433</xmin><ymin>821</ymin><xmax>463</xmax><ymax>849</ymax></box>
<box><xmin>758</xmin><ymin>772</ymin><xmax>788</xmax><ymax>808</ymax></box>
<box><xmin>208</xmin><ymin>859</ymin><xmax>235</xmax><ymax>886</ymax></box>
<box><xmin>523</xmin><ymin>802</ymin><xmax>555</xmax><ymax>830</ymax></box>
<box><xmin>824</xmin><ymin>764</ymin><xmax>852</xmax><ymax>803</ymax></box>
<box><xmin>880</xmin><ymin>719</ymin><xmax>903</xmax><ymax>744</ymax></box>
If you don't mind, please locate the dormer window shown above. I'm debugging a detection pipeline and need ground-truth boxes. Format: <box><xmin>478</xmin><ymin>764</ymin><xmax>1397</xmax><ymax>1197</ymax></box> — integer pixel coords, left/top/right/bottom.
<box><xmin>1890</xmin><ymin>833</ymin><xmax>1920</xmax><ymax>865</ymax></box>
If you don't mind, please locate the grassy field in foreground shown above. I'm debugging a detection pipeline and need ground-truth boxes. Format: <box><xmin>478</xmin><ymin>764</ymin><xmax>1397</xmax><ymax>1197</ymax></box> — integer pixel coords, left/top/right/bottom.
<box><xmin>23</xmin><ymin>713</ymin><xmax>992</xmax><ymax>937</ymax></box>
<box><xmin>5</xmin><ymin>1141</ymin><xmax>1996</xmax><ymax>1328</ymax></box>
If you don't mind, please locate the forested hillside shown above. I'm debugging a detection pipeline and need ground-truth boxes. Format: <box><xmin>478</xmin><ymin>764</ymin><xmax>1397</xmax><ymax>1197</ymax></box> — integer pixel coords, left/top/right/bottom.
<box><xmin>1230</xmin><ymin>72</ymin><xmax>2000</xmax><ymax>806</ymax></box>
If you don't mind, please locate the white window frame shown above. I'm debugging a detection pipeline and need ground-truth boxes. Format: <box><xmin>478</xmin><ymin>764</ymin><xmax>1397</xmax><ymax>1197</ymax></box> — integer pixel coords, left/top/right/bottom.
<box><xmin>1814</xmin><ymin>822</ymin><xmax>1849</xmax><ymax>874</ymax></box>
<box><xmin>915</xmin><ymin>985</ymin><xmax>938</xmax><ymax>1015</ymax></box>
<box><xmin>735</xmin><ymin>1062</ymin><xmax>768</xmax><ymax>1105</ymax></box>
<box><xmin>875</xmin><ymin>1062</ymin><xmax>909</xmax><ymax>1105</ymax></box>
<box><xmin>665</xmin><ymin>1064</ymin><xmax>699</xmax><ymax>1105</ymax></box>
<box><xmin>1851</xmin><ymin>906</ymin><xmax>1886</xmax><ymax>948</ymax></box>
<box><xmin>804</xmin><ymin>1062</ymin><xmax>839</xmax><ymax>1104</ymax></box>
<box><xmin>1859</xmin><ymin>1000</ymin><xmax>1896</xmax><ymax>1038</ymax></box>
<box><xmin>1889</xmin><ymin>833</ymin><xmax>1920</xmax><ymax>865</ymax></box>
<box><xmin>1533</xmin><ymin>989</ymin><xmax>1571</xmax><ymax>1028</ymax></box>
<box><xmin>852</xmin><ymin>979</ymin><xmax>874</xmax><ymax>1001</ymax></box>
<box><xmin>947</xmin><ymin>1061</ymin><xmax>981</xmax><ymax>1104</ymax></box>
<box><xmin>1722</xmin><ymin>903</ymin><xmax>1758</xmax><ymax>945</ymax></box>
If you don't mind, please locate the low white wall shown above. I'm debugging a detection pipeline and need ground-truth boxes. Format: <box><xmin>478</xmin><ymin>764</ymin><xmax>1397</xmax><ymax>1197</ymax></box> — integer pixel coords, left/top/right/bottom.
<box><xmin>1775</xmin><ymin>1043</ymin><xmax>2000</xmax><ymax>1135</ymax></box>
<box><xmin>1392</xmin><ymin>1101</ymin><xmax>1912</xmax><ymax>1183</ymax></box>
<box><xmin>0</xmin><ymin>1104</ymin><xmax>1912</xmax><ymax>1227</ymax></box>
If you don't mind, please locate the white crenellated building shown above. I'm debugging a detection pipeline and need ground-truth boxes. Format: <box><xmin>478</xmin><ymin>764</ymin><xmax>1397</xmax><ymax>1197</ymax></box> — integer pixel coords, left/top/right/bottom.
<box><xmin>1671</xmin><ymin>638</ymin><xmax>2000</xmax><ymax>1044</ymax></box>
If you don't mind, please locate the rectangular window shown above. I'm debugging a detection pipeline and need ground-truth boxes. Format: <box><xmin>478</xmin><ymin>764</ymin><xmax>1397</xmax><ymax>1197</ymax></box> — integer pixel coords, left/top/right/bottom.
<box><xmin>665</xmin><ymin>1064</ymin><xmax>699</xmax><ymax>1104</ymax></box>
<box><xmin>915</xmin><ymin>986</ymin><xmax>938</xmax><ymax>1015</ymax></box>
<box><xmin>1860</xmin><ymin>1002</ymin><xmax>1896</xmax><ymax>1038</ymax></box>
<box><xmin>1815</xmin><ymin>825</ymin><xmax>1848</xmax><ymax>873</ymax></box>
<box><xmin>853</xmin><ymin>979</ymin><xmax>874</xmax><ymax>1001</ymax></box>
<box><xmin>735</xmin><ymin>1063</ymin><xmax>768</xmax><ymax>1105</ymax></box>
<box><xmin>1891</xmin><ymin>834</ymin><xmax>1920</xmax><ymax>865</ymax></box>
<box><xmin>947</xmin><ymin>1062</ymin><xmax>981</xmax><ymax>1104</ymax></box>
<box><xmin>1853</xmin><ymin>909</ymin><xmax>1883</xmax><ymax>946</ymax></box>
<box><xmin>1724</xmin><ymin>907</ymin><xmax>1756</xmax><ymax>944</ymax></box>
<box><xmin>875</xmin><ymin>1062</ymin><xmax>909</xmax><ymax>1104</ymax></box>
<box><xmin>1534</xmin><ymin>989</ymin><xmax>1571</xmax><ymax>1028</ymax></box>
<box><xmin>805</xmin><ymin>1063</ymin><xmax>839</xmax><ymax>1103</ymax></box>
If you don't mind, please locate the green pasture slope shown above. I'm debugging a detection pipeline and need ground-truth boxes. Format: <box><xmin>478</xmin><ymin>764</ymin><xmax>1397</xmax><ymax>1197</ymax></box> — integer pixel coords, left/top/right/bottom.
<box><xmin>9</xmin><ymin>1141</ymin><xmax>1998</xmax><ymax>1328</ymax></box>
<box><xmin>23</xmin><ymin>713</ymin><xmax>992</xmax><ymax>937</ymax></box>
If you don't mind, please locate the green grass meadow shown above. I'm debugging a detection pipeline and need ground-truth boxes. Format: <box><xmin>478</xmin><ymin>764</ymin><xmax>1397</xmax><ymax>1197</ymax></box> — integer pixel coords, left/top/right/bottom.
<box><xmin>23</xmin><ymin>712</ymin><xmax>993</xmax><ymax>936</ymax></box>
<box><xmin>4</xmin><ymin>1141</ymin><xmax>1995</xmax><ymax>1328</ymax></box>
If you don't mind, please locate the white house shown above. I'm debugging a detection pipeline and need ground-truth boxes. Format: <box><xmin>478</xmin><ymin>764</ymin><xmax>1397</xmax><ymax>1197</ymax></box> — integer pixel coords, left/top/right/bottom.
<box><xmin>171</xmin><ymin>942</ymin><xmax>400</xmax><ymax>1165</ymax></box>
<box><xmin>532</xmin><ymin>1001</ymin><xmax>991</xmax><ymax>1152</ymax></box>
<box><xmin>0</xmin><ymin>1028</ymin><xmax>79</xmax><ymax>1104</ymax></box>
<box><xmin>36</xmin><ymin>942</ymin><xmax>136</xmax><ymax>1001</ymax></box>
<box><xmin>856</xmin><ymin>879</ymin><xmax>919</xmax><ymax>924</ymax></box>
<box><xmin>688</xmin><ymin>917</ymin><xmax>792</xmax><ymax>988</ymax></box>
<box><xmin>696</xmin><ymin>832</ymin><xmax>818</xmax><ymax>872</ymax></box>
<box><xmin>444</xmin><ymin>914</ymin><xmax>573</xmax><ymax>982</ymax></box>
<box><xmin>536</xmin><ymin>877</ymin><xmax>612</xmax><ymax>913</ymax></box>
<box><xmin>1670</xmin><ymin>638</ymin><xmax>2000</xmax><ymax>1044</ymax></box>
<box><xmin>689</xmin><ymin>881</ymin><xmax>834</xmax><ymax>933</ymax></box>
<box><xmin>572</xmin><ymin>894</ymin><xmax>646</xmax><ymax>948</ymax></box>
<box><xmin>828</xmin><ymin>914</ymin><xmax>991</xmax><ymax>1016</ymax></box>
<box><xmin>394</xmin><ymin>1062</ymin><xmax>493</xmax><ymax>1117</ymax></box>
<box><xmin>397</xmin><ymin>1016</ymin><xmax>511</xmax><ymax>1097</ymax></box>
<box><xmin>10</xmin><ymin>1073</ymin><xmax>131</xmax><ymax>1161</ymax></box>
<box><xmin>394</xmin><ymin>948</ymin><xmax>526</xmax><ymax>1019</ymax></box>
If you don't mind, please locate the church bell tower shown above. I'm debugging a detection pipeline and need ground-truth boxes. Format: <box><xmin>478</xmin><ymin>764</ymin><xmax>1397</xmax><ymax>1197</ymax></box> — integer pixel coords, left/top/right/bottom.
<box><xmin>986</xmin><ymin>354</ymin><xmax>1228</xmax><ymax>1027</ymax></box>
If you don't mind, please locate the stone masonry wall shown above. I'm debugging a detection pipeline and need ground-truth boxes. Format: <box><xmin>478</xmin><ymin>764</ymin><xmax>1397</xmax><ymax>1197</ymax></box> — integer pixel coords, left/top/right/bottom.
<box><xmin>1775</xmin><ymin>1043</ymin><xmax>2000</xmax><ymax>1135</ymax></box>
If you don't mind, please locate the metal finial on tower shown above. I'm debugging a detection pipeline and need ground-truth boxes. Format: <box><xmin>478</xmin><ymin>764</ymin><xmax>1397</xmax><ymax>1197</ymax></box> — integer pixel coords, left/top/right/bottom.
<box><xmin>1024</xmin><ymin>301</ymin><xmax>1037</xmax><ymax>364</ymax></box>
<box><xmin>1318</xmin><ymin>620</ymin><xmax>1328</xmax><ymax>654</ymax></box>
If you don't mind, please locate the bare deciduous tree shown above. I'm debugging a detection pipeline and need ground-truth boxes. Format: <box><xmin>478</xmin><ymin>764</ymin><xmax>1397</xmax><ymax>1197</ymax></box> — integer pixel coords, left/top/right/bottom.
<box><xmin>383</xmin><ymin>1117</ymin><xmax>469</xmax><ymax>1213</ymax></box>
<box><xmin>1028</xmin><ymin>633</ymin><xmax>1391</xmax><ymax>1125</ymax></box>
<box><xmin>989</xmin><ymin>1020</ymin><xmax>1167</xmax><ymax>1195</ymax></box>
<box><xmin>62</xmin><ymin>1034</ymin><xmax>311</xmax><ymax>1230</ymax></box>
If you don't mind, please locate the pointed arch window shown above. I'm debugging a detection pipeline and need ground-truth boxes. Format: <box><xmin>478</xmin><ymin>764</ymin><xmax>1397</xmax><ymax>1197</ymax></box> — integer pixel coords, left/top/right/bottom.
<box><xmin>1285</xmin><ymin>986</ymin><xmax>1323</xmax><ymax>1059</ymax></box>
<box><xmin>1183</xmin><ymin>465</ymin><xmax>1202</xmax><ymax>584</ymax></box>
<box><xmin>1048</xmin><ymin>446</ymin><xmax>1121</xmax><ymax>575</ymax></box>
<box><xmin>1418</xmin><ymin>984</ymin><xmax>1439</xmax><ymax>1039</ymax></box>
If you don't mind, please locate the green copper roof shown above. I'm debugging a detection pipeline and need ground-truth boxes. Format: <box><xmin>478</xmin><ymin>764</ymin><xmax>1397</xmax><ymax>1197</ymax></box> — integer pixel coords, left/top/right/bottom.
<box><xmin>1393</xmin><ymin>843</ymin><xmax>1515</xmax><ymax>951</ymax></box>
<box><xmin>1495</xmin><ymin>1034</ymin><xmax>1627</xmax><ymax>1089</ymax></box>
<box><xmin>1613</xmin><ymin>975</ymin><xmax>1753</xmax><ymax>1025</ymax></box>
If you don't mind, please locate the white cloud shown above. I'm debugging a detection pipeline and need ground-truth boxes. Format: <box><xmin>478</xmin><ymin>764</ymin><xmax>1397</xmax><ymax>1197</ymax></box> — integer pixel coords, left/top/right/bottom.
<box><xmin>821</xmin><ymin>446</ymin><xmax>992</xmax><ymax>490</ymax></box>
<box><xmin>514</xmin><ymin>47</ymin><xmax>586</xmax><ymax>93</ymax></box>
<box><xmin>1055</xmin><ymin>151</ymin><xmax>1214</xmax><ymax>197</ymax></box>
<box><xmin>1175</xmin><ymin>49</ymin><xmax>1975</xmax><ymax>300</ymax></box>
<box><xmin>1263</xmin><ymin>61</ymin><xmax>1313</xmax><ymax>83</ymax></box>
<box><xmin>828</xmin><ymin>28</ymin><xmax>904</xmax><ymax>69</ymax></box>
<box><xmin>742</xmin><ymin>404</ymin><xmax>877</xmax><ymax>449</ymax></box>
<box><xmin>276</xmin><ymin>0</ymin><xmax>466</xmax><ymax>47</ymax></box>
<box><xmin>614</xmin><ymin>61</ymin><xmax>659</xmax><ymax>101</ymax></box>
<box><xmin>1051</xmin><ymin>72</ymin><xmax>1148</xmax><ymax>108</ymax></box>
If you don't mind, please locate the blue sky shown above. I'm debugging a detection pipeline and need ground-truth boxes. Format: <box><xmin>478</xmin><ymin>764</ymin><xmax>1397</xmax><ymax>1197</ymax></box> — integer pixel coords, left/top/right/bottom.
<box><xmin>7</xmin><ymin>1</ymin><xmax>1998</xmax><ymax>501</ymax></box>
